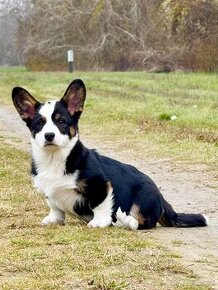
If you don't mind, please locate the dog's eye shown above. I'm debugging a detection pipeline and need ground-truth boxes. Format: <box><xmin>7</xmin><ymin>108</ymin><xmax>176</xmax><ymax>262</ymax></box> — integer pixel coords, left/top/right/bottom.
<box><xmin>37</xmin><ymin>119</ymin><xmax>45</xmax><ymax>126</ymax></box>
<box><xmin>57</xmin><ymin>118</ymin><xmax>66</xmax><ymax>124</ymax></box>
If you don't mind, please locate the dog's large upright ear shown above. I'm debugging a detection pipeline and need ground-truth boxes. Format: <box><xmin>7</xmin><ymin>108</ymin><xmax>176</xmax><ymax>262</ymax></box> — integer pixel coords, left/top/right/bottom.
<box><xmin>12</xmin><ymin>87</ymin><xmax>40</xmax><ymax>121</ymax></box>
<box><xmin>61</xmin><ymin>79</ymin><xmax>86</xmax><ymax>116</ymax></box>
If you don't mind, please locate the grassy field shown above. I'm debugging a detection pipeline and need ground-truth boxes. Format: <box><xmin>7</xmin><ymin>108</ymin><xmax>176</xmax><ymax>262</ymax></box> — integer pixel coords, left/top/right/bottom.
<box><xmin>0</xmin><ymin>67</ymin><xmax>217</xmax><ymax>289</ymax></box>
<box><xmin>0</xmin><ymin>67</ymin><xmax>217</xmax><ymax>165</ymax></box>
<box><xmin>0</xmin><ymin>142</ymin><xmax>211</xmax><ymax>290</ymax></box>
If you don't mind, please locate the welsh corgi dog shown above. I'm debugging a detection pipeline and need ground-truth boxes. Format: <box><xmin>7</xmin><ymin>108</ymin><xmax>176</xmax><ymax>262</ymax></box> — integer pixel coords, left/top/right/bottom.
<box><xmin>12</xmin><ymin>79</ymin><xmax>208</xmax><ymax>230</ymax></box>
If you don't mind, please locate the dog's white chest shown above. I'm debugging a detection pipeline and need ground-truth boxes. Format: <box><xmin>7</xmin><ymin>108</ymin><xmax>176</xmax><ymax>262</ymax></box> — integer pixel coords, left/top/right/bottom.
<box><xmin>33</xmin><ymin>170</ymin><xmax>77</xmax><ymax>195</ymax></box>
<box><xmin>33</xmin><ymin>170</ymin><xmax>82</xmax><ymax>214</ymax></box>
<box><xmin>32</xmin><ymin>147</ymin><xmax>83</xmax><ymax>214</ymax></box>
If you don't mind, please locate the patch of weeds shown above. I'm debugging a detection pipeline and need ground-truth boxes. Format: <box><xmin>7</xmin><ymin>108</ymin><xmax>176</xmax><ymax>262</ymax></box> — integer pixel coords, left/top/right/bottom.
<box><xmin>89</xmin><ymin>276</ymin><xmax>128</xmax><ymax>290</ymax></box>
<box><xmin>195</xmin><ymin>254</ymin><xmax>218</xmax><ymax>265</ymax></box>
<box><xmin>195</xmin><ymin>257</ymin><xmax>210</xmax><ymax>264</ymax></box>
<box><xmin>168</xmin><ymin>252</ymin><xmax>183</xmax><ymax>259</ymax></box>
<box><xmin>172</xmin><ymin>240</ymin><xmax>185</xmax><ymax>246</ymax></box>
<box><xmin>11</xmin><ymin>238</ymin><xmax>40</xmax><ymax>248</ymax></box>
<box><xmin>159</xmin><ymin>113</ymin><xmax>173</xmax><ymax>120</ymax></box>
<box><xmin>10</xmin><ymin>136</ymin><xmax>22</xmax><ymax>143</ymax></box>
<box><xmin>176</xmin><ymin>284</ymin><xmax>212</xmax><ymax>290</ymax></box>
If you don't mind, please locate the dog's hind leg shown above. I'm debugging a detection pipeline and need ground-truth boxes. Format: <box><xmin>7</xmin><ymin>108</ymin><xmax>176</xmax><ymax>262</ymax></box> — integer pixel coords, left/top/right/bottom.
<box><xmin>113</xmin><ymin>207</ymin><xmax>139</xmax><ymax>230</ymax></box>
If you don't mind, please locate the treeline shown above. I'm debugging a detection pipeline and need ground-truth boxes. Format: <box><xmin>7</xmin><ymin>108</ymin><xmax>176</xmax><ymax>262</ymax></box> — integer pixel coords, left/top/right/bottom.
<box><xmin>1</xmin><ymin>0</ymin><xmax>218</xmax><ymax>71</ymax></box>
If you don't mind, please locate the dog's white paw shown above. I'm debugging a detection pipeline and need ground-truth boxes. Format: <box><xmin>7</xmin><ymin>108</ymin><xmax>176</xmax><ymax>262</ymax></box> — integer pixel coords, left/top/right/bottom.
<box><xmin>87</xmin><ymin>217</ymin><xmax>112</xmax><ymax>228</ymax></box>
<box><xmin>114</xmin><ymin>207</ymin><xmax>138</xmax><ymax>230</ymax></box>
<box><xmin>112</xmin><ymin>220</ymin><xmax>123</xmax><ymax>227</ymax></box>
<box><xmin>41</xmin><ymin>215</ymin><xmax>65</xmax><ymax>225</ymax></box>
<box><xmin>116</xmin><ymin>207</ymin><xmax>127</xmax><ymax>221</ymax></box>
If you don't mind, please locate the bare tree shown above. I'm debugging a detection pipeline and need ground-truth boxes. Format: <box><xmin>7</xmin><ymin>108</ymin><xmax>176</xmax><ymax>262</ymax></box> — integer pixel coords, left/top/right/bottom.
<box><xmin>2</xmin><ymin>0</ymin><xmax>217</xmax><ymax>71</ymax></box>
<box><xmin>0</xmin><ymin>1</ymin><xmax>18</xmax><ymax>65</ymax></box>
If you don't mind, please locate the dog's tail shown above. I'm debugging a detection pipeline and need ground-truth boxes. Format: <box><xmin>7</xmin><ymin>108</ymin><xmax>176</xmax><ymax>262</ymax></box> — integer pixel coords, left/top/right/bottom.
<box><xmin>159</xmin><ymin>199</ymin><xmax>208</xmax><ymax>227</ymax></box>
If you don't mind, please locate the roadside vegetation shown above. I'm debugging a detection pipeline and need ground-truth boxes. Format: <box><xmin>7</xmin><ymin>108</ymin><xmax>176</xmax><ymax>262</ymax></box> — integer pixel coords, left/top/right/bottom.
<box><xmin>1</xmin><ymin>1</ymin><xmax>218</xmax><ymax>72</ymax></box>
<box><xmin>0</xmin><ymin>67</ymin><xmax>217</xmax><ymax>289</ymax></box>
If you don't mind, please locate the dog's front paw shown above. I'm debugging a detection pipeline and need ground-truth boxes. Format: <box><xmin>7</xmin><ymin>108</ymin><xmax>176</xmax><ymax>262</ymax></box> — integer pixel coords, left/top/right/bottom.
<box><xmin>87</xmin><ymin>217</ymin><xmax>112</xmax><ymax>228</ymax></box>
<box><xmin>41</xmin><ymin>215</ymin><xmax>65</xmax><ymax>225</ymax></box>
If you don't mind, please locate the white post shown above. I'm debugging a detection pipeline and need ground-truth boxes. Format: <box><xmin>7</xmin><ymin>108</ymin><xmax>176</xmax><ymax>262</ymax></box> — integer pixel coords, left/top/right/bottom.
<box><xmin>67</xmin><ymin>49</ymin><xmax>74</xmax><ymax>72</ymax></box>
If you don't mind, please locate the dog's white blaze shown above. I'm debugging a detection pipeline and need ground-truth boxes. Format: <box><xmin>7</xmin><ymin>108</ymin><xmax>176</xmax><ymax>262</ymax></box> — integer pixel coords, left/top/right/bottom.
<box><xmin>39</xmin><ymin>100</ymin><xmax>56</xmax><ymax>118</ymax></box>
<box><xmin>87</xmin><ymin>184</ymin><xmax>114</xmax><ymax>228</ymax></box>
<box><xmin>35</xmin><ymin>101</ymin><xmax>70</xmax><ymax>148</ymax></box>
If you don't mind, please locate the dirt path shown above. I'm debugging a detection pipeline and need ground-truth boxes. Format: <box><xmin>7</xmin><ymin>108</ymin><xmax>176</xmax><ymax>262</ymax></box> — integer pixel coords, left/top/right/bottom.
<box><xmin>0</xmin><ymin>106</ymin><xmax>217</xmax><ymax>289</ymax></box>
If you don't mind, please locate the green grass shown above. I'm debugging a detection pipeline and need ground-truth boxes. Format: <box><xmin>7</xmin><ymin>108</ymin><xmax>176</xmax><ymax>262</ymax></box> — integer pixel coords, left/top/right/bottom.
<box><xmin>0</xmin><ymin>67</ymin><xmax>217</xmax><ymax>166</ymax></box>
<box><xmin>0</xmin><ymin>140</ymin><xmax>212</xmax><ymax>289</ymax></box>
<box><xmin>0</xmin><ymin>67</ymin><xmax>217</xmax><ymax>289</ymax></box>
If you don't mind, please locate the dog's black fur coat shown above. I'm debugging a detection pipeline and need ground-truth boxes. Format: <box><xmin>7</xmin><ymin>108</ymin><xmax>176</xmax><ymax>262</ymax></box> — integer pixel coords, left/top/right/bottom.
<box><xmin>70</xmin><ymin>140</ymin><xmax>207</xmax><ymax>228</ymax></box>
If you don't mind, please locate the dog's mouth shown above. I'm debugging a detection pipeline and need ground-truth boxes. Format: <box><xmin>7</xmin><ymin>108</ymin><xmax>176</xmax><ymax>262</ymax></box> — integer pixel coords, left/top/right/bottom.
<box><xmin>44</xmin><ymin>142</ymin><xmax>58</xmax><ymax>148</ymax></box>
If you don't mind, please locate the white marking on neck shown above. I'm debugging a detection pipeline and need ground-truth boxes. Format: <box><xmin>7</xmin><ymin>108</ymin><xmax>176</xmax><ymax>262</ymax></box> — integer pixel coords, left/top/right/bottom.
<box><xmin>31</xmin><ymin>133</ymin><xmax>79</xmax><ymax>178</ymax></box>
<box><xmin>32</xmin><ymin>132</ymin><xmax>80</xmax><ymax>215</ymax></box>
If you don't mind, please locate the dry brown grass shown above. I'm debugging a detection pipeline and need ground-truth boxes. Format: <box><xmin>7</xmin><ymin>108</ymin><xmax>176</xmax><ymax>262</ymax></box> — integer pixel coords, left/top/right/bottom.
<box><xmin>0</xmin><ymin>139</ymin><xmax>213</xmax><ymax>290</ymax></box>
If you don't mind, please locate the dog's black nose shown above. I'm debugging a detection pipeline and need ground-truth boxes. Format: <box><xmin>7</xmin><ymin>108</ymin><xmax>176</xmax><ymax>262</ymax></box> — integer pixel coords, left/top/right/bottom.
<box><xmin>45</xmin><ymin>132</ymin><xmax>55</xmax><ymax>142</ymax></box>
